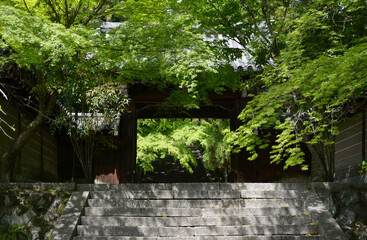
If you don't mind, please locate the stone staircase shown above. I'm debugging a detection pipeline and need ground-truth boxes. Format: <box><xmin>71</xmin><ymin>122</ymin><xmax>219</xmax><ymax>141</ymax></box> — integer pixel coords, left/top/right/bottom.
<box><xmin>70</xmin><ymin>183</ymin><xmax>327</xmax><ymax>240</ymax></box>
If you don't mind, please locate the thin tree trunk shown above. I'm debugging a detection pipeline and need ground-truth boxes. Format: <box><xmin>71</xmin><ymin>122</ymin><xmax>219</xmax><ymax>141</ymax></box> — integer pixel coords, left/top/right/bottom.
<box><xmin>306</xmin><ymin>142</ymin><xmax>333</xmax><ymax>181</ymax></box>
<box><xmin>70</xmin><ymin>133</ymin><xmax>95</xmax><ymax>183</ymax></box>
<box><xmin>327</xmin><ymin>142</ymin><xmax>335</xmax><ymax>181</ymax></box>
<box><xmin>0</xmin><ymin>91</ymin><xmax>58</xmax><ymax>182</ymax></box>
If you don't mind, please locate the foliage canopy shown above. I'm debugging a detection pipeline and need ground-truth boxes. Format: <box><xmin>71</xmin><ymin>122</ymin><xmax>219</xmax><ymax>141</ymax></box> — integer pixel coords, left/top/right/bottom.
<box><xmin>1</xmin><ymin>0</ymin><xmax>366</xmax><ymax>182</ymax></box>
<box><xmin>0</xmin><ymin>0</ymin><xmax>242</xmax><ymax>181</ymax></box>
<box><xmin>223</xmin><ymin>0</ymin><xmax>367</xmax><ymax>179</ymax></box>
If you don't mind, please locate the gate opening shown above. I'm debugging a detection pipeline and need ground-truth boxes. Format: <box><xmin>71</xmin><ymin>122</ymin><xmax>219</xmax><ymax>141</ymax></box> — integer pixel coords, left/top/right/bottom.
<box><xmin>136</xmin><ymin>118</ymin><xmax>231</xmax><ymax>183</ymax></box>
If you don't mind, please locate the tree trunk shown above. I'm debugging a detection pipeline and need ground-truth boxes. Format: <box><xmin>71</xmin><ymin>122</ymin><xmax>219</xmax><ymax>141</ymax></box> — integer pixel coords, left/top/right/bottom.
<box><xmin>70</xmin><ymin>133</ymin><xmax>95</xmax><ymax>183</ymax></box>
<box><xmin>306</xmin><ymin>142</ymin><xmax>333</xmax><ymax>181</ymax></box>
<box><xmin>302</xmin><ymin>130</ymin><xmax>331</xmax><ymax>181</ymax></box>
<box><xmin>0</xmin><ymin>91</ymin><xmax>58</xmax><ymax>182</ymax></box>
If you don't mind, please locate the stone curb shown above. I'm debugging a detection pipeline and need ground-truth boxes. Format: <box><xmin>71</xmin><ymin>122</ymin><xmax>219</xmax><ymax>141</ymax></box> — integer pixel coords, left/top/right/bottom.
<box><xmin>50</xmin><ymin>191</ymin><xmax>90</xmax><ymax>240</ymax></box>
<box><xmin>304</xmin><ymin>190</ymin><xmax>347</xmax><ymax>240</ymax></box>
<box><xmin>0</xmin><ymin>182</ymin><xmax>76</xmax><ymax>191</ymax></box>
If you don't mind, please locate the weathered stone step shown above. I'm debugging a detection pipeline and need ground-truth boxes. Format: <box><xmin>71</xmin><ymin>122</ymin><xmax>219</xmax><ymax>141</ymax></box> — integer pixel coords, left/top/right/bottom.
<box><xmin>78</xmin><ymin>183</ymin><xmax>172</xmax><ymax>191</ymax></box>
<box><xmin>77</xmin><ymin>225</ymin><xmax>318</xmax><ymax>237</ymax></box>
<box><xmin>173</xmin><ymin>190</ymin><xmax>241</xmax><ymax>199</ymax></box>
<box><xmin>79</xmin><ymin>183</ymin><xmax>241</xmax><ymax>192</ymax></box>
<box><xmin>172</xmin><ymin>183</ymin><xmax>244</xmax><ymax>191</ymax></box>
<box><xmin>241</xmin><ymin>190</ymin><xmax>302</xmax><ymax>199</ymax></box>
<box><xmin>90</xmin><ymin>190</ymin><xmax>241</xmax><ymax>199</ymax></box>
<box><xmin>88</xmin><ymin>198</ymin><xmax>302</xmax><ymax>208</ymax></box>
<box><xmin>90</xmin><ymin>190</ymin><xmax>304</xmax><ymax>201</ymax></box>
<box><xmin>74</xmin><ymin>236</ymin><xmax>321</xmax><ymax>240</ymax></box>
<box><xmin>171</xmin><ymin>183</ymin><xmax>309</xmax><ymax>191</ymax></box>
<box><xmin>90</xmin><ymin>191</ymin><xmax>174</xmax><ymax>200</ymax></box>
<box><xmin>84</xmin><ymin>207</ymin><xmax>306</xmax><ymax>217</ymax></box>
<box><xmin>81</xmin><ymin>215</ymin><xmax>313</xmax><ymax>227</ymax></box>
<box><xmin>78</xmin><ymin>183</ymin><xmax>310</xmax><ymax>192</ymax></box>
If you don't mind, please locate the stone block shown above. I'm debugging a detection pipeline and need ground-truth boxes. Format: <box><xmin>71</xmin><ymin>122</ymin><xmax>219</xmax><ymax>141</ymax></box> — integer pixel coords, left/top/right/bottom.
<box><xmin>50</xmin><ymin>191</ymin><xmax>89</xmax><ymax>240</ymax></box>
<box><xmin>338</xmin><ymin>191</ymin><xmax>359</xmax><ymax>207</ymax></box>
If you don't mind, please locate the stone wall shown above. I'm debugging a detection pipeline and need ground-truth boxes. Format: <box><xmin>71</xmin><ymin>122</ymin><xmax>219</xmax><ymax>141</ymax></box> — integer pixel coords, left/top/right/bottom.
<box><xmin>312</xmin><ymin>183</ymin><xmax>367</xmax><ymax>239</ymax></box>
<box><xmin>0</xmin><ymin>183</ymin><xmax>74</xmax><ymax>239</ymax></box>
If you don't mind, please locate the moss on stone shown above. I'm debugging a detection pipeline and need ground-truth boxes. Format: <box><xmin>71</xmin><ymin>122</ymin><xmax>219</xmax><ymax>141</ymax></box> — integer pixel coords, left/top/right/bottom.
<box><xmin>0</xmin><ymin>188</ymin><xmax>72</xmax><ymax>239</ymax></box>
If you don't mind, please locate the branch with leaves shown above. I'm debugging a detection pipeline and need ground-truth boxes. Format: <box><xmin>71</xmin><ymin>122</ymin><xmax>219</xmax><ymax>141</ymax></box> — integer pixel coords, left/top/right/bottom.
<box><xmin>137</xmin><ymin>119</ymin><xmax>231</xmax><ymax>175</ymax></box>
<box><xmin>228</xmin><ymin>0</ymin><xmax>367</xmax><ymax>180</ymax></box>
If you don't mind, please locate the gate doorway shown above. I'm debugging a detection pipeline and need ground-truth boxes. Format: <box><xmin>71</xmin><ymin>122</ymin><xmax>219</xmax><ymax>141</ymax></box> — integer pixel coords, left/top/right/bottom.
<box><xmin>94</xmin><ymin>84</ymin><xmax>248</xmax><ymax>184</ymax></box>
<box><xmin>136</xmin><ymin>118</ymin><xmax>231</xmax><ymax>183</ymax></box>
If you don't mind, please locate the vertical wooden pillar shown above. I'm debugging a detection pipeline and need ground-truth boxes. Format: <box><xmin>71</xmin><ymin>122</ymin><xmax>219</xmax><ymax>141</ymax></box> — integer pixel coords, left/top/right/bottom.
<box><xmin>40</xmin><ymin>126</ymin><xmax>44</xmax><ymax>181</ymax></box>
<box><xmin>362</xmin><ymin>110</ymin><xmax>366</xmax><ymax>163</ymax></box>
<box><xmin>229</xmin><ymin>120</ymin><xmax>239</xmax><ymax>182</ymax></box>
<box><xmin>230</xmin><ymin>96</ymin><xmax>255</xmax><ymax>182</ymax></box>
<box><xmin>119</xmin><ymin>103</ymin><xmax>137</xmax><ymax>183</ymax></box>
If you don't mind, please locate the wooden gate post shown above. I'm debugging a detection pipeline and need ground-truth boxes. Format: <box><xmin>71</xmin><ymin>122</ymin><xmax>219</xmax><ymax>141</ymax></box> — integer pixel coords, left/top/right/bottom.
<box><xmin>119</xmin><ymin>103</ymin><xmax>137</xmax><ymax>183</ymax></box>
<box><xmin>229</xmin><ymin>95</ymin><xmax>255</xmax><ymax>182</ymax></box>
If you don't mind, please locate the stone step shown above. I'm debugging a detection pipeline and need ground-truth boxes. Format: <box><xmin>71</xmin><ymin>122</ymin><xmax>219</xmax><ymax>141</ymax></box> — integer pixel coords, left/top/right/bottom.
<box><xmin>241</xmin><ymin>190</ymin><xmax>303</xmax><ymax>199</ymax></box>
<box><xmin>74</xmin><ymin>236</ymin><xmax>321</xmax><ymax>240</ymax></box>
<box><xmin>89</xmin><ymin>190</ymin><xmax>304</xmax><ymax>200</ymax></box>
<box><xmin>171</xmin><ymin>183</ymin><xmax>245</xmax><ymax>191</ymax></box>
<box><xmin>236</xmin><ymin>183</ymin><xmax>309</xmax><ymax>191</ymax></box>
<box><xmin>88</xmin><ymin>198</ymin><xmax>302</xmax><ymax>208</ymax></box>
<box><xmin>84</xmin><ymin>207</ymin><xmax>306</xmax><ymax>217</ymax></box>
<box><xmin>81</xmin><ymin>215</ymin><xmax>313</xmax><ymax>227</ymax></box>
<box><xmin>173</xmin><ymin>190</ymin><xmax>241</xmax><ymax>199</ymax></box>
<box><xmin>77</xmin><ymin>183</ymin><xmax>310</xmax><ymax>192</ymax></box>
<box><xmin>90</xmin><ymin>190</ymin><xmax>175</xmax><ymax>200</ymax></box>
<box><xmin>77</xmin><ymin>225</ymin><xmax>318</xmax><ymax>237</ymax></box>
<box><xmin>79</xmin><ymin>183</ymin><xmax>241</xmax><ymax>192</ymax></box>
<box><xmin>171</xmin><ymin>183</ymin><xmax>309</xmax><ymax>191</ymax></box>
<box><xmin>73</xmin><ymin>183</ymin><xmax>323</xmax><ymax>239</ymax></box>
<box><xmin>78</xmin><ymin>183</ymin><xmax>172</xmax><ymax>191</ymax></box>
<box><xmin>50</xmin><ymin>183</ymin><xmax>352</xmax><ymax>240</ymax></box>
<box><xmin>90</xmin><ymin>190</ymin><xmax>241</xmax><ymax>199</ymax></box>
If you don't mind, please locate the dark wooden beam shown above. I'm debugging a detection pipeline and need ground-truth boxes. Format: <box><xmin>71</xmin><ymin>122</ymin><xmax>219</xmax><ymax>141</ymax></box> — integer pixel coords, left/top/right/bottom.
<box><xmin>136</xmin><ymin>105</ymin><xmax>233</xmax><ymax>119</ymax></box>
<box><xmin>229</xmin><ymin>97</ymin><xmax>253</xmax><ymax>182</ymax></box>
<box><xmin>129</xmin><ymin>84</ymin><xmax>243</xmax><ymax>105</ymax></box>
<box><xmin>118</xmin><ymin>103</ymin><xmax>137</xmax><ymax>183</ymax></box>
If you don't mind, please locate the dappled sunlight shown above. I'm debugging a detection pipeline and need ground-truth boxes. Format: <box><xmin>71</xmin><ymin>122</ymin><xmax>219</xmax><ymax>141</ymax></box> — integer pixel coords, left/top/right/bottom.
<box><xmin>50</xmin><ymin>191</ymin><xmax>89</xmax><ymax>239</ymax></box>
<box><xmin>67</xmin><ymin>183</ymin><xmax>327</xmax><ymax>238</ymax></box>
